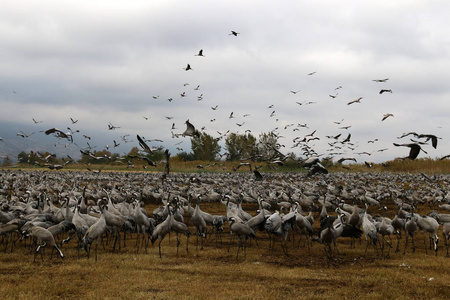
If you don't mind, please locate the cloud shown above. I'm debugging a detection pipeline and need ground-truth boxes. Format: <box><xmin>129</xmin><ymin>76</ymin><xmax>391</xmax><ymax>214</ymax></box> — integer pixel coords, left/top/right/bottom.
<box><xmin>0</xmin><ymin>0</ymin><xmax>449</xmax><ymax>163</ymax></box>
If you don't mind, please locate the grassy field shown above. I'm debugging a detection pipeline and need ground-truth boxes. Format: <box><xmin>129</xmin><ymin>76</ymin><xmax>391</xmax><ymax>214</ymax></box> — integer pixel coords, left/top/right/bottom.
<box><xmin>1</xmin><ymin>200</ymin><xmax>450</xmax><ymax>300</ymax></box>
<box><xmin>2</xmin><ymin>161</ymin><xmax>450</xmax><ymax>299</ymax></box>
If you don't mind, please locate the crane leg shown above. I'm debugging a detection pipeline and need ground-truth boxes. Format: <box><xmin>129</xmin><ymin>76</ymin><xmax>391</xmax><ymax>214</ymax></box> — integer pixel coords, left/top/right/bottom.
<box><xmin>95</xmin><ymin>239</ymin><xmax>98</xmax><ymax>263</ymax></box>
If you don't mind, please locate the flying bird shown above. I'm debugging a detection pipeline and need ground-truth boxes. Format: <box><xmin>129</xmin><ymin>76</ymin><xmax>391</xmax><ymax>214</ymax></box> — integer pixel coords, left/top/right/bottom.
<box><xmin>70</xmin><ymin>118</ymin><xmax>78</xmax><ymax>124</ymax></box>
<box><xmin>137</xmin><ymin>134</ymin><xmax>153</xmax><ymax>154</ymax></box>
<box><xmin>393</xmin><ymin>143</ymin><xmax>427</xmax><ymax>160</ymax></box>
<box><xmin>307</xmin><ymin>71</ymin><xmax>316</xmax><ymax>76</ymax></box>
<box><xmin>182</xmin><ymin>120</ymin><xmax>200</xmax><ymax>138</ymax></box>
<box><xmin>195</xmin><ymin>49</ymin><xmax>204</xmax><ymax>57</ymax></box>
<box><xmin>45</xmin><ymin>128</ymin><xmax>73</xmax><ymax>142</ymax></box>
<box><xmin>17</xmin><ymin>131</ymin><xmax>35</xmax><ymax>138</ymax></box>
<box><xmin>290</xmin><ymin>90</ymin><xmax>301</xmax><ymax>94</ymax></box>
<box><xmin>32</xmin><ymin>118</ymin><xmax>42</xmax><ymax>124</ymax></box>
<box><xmin>229</xmin><ymin>112</ymin><xmax>234</xmax><ymax>119</ymax></box>
<box><xmin>397</xmin><ymin>132</ymin><xmax>440</xmax><ymax>149</ymax></box>
<box><xmin>108</xmin><ymin>122</ymin><xmax>120</xmax><ymax>130</ymax></box>
<box><xmin>347</xmin><ymin>97</ymin><xmax>363</xmax><ymax>105</ymax></box>
<box><xmin>397</xmin><ymin>132</ymin><xmax>418</xmax><ymax>139</ymax></box>
<box><xmin>229</xmin><ymin>31</ymin><xmax>240</xmax><ymax>36</ymax></box>
<box><xmin>342</xmin><ymin>134</ymin><xmax>351</xmax><ymax>143</ymax></box>
<box><xmin>382</xmin><ymin>113</ymin><xmax>394</xmax><ymax>121</ymax></box>
<box><xmin>372</xmin><ymin>78</ymin><xmax>389</xmax><ymax>83</ymax></box>
<box><xmin>417</xmin><ymin>134</ymin><xmax>440</xmax><ymax>149</ymax></box>
<box><xmin>379</xmin><ymin>89</ymin><xmax>393</xmax><ymax>94</ymax></box>
<box><xmin>329</xmin><ymin>93</ymin><xmax>338</xmax><ymax>98</ymax></box>
<box><xmin>337</xmin><ymin>157</ymin><xmax>357</xmax><ymax>164</ymax></box>
<box><xmin>184</xmin><ymin>64</ymin><xmax>193</xmax><ymax>71</ymax></box>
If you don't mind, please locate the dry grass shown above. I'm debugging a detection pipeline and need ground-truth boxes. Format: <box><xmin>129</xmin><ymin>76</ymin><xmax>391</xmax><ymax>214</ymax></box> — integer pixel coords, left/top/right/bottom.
<box><xmin>8</xmin><ymin>156</ymin><xmax>450</xmax><ymax>174</ymax></box>
<box><xmin>1</xmin><ymin>201</ymin><xmax>450</xmax><ymax>300</ymax></box>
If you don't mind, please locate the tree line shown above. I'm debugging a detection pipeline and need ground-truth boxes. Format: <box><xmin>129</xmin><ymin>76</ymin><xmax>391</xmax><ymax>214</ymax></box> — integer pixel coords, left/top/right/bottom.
<box><xmin>10</xmin><ymin>131</ymin><xmax>294</xmax><ymax>167</ymax></box>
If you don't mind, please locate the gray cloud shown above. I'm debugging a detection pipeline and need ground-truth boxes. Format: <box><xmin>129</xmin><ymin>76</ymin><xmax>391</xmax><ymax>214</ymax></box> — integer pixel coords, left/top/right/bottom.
<box><xmin>0</xmin><ymin>0</ymin><xmax>449</xmax><ymax>163</ymax></box>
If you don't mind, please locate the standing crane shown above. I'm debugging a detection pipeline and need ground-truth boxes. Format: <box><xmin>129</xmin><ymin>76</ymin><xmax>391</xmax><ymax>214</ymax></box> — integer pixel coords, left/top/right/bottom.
<box><xmin>362</xmin><ymin>204</ymin><xmax>378</xmax><ymax>257</ymax></box>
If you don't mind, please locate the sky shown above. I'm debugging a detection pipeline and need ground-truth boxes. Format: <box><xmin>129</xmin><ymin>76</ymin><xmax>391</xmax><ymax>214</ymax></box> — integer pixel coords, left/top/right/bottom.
<box><xmin>0</xmin><ymin>0</ymin><xmax>449</xmax><ymax>164</ymax></box>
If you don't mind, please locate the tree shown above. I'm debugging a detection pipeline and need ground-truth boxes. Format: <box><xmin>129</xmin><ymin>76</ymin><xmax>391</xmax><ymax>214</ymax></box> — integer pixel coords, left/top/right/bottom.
<box><xmin>256</xmin><ymin>132</ymin><xmax>279</xmax><ymax>161</ymax></box>
<box><xmin>225</xmin><ymin>132</ymin><xmax>257</xmax><ymax>161</ymax></box>
<box><xmin>17</xmin><ymin>151</ymin><xmax>28</xmax><ymax>164</ymax></box>
<box><xmin>191</xmin><ymin>132</ymin><xmax>221</xmax><ymax>161</ymax></box>
<box><xmin>1</xmin><ymin>156</ymin><xmax>12</xmax><ymax>167</ymax></box>
<box><xmin>175</xmin><ymin>151</ymin><xmax>196</xmax><ymax>162</ymax></box>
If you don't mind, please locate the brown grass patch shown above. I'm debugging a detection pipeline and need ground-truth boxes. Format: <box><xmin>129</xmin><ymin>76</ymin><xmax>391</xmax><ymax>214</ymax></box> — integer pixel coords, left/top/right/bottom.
<box><xmin>1</xmin><ymin>200</ymin><xmax>450</xmax><ymax>299</ymax></box>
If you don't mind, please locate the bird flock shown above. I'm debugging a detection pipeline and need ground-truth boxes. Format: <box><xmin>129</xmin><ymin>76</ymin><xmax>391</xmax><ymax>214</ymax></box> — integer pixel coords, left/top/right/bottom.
<box><xmin>1</xmin><ymin>29</ymin><xmax>448</xmax><ymax>169</ymax></box>
<box><xmin>1</xmin><ymin>169</ymin><xmax>450</xmax><ymax>263</ymax></box>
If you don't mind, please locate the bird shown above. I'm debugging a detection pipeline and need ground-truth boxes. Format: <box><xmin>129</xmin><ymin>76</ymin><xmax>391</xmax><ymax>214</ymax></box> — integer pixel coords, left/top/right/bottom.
<box><xmin>347</xmin><ymin>97</ymin><xmax>363</xmax><ymax>105</ymax></box>
<box><xmin>70</xmin><ymin>117</ymin><xmax>78</xmax><ymax>124</ymax></box>
<box><xmin>16</xmin><ymin>131</ymin><xmax>35</xmax><ymax>138</ymax></box>
<box><xmin>229</xmin><ymin>31</ymin><xmax>239</xmax><ymax>36</ymax></box>
<box><xmin>23</xmin><ymin>224</ymin><xmax>64</xmax><ymax>262</ymax></box>
<box><xmin>32</xmin><ymin>118</ymin><xmax>42</xmax><ymax>124</ymax></box>
<box><xmin>379</xmin><ymin>89</ymin><xmax>392</xmax><ymax>94</ymax></box>
<box><xmin>307</xmin><ymin>71</ymin><xmax>316</xmax><ymax>76</ymax></box>
<box><xmin>397</xmin><ymin>132</ymin><xmax>418</xmax><ymax>139</ymax></box>
<box><xmin>191</xmin><ymin>195</ymin><xmax>207</xmax><ymax>250</ymax></box>
<box><xmin>382</xmin><ymin>113</ymin><xmax>394</xmax><ymax>121</ymax></box>
<box><xmin>229</xmin><ymin>217</ymin><xmax>255</xmax><ymax>260</ymax></box>
<box><xmin>362</xmin><ymin>204</ymin><xmax>378</xmax><ymax>257</ymax></box>
<box><xmin>404</xmin><ymin>211</ymin><xmax>418</xmax><ymax>254</ymax></box>
<box><xmin>151</xmin><ymin>210</ymin><xmax>173</xmax><ymax>258</ymax></box>
<box><xmin>317</xmin><ymin>215</ymin><xmax>337</xmax><ymax>259</ymax></box>
<box><xmin>443</xmin><ymin>222</ymin><xmax>450</xmax><ymax>257</ymax></box>
<box><xmin>337</xmin><ymin>157</ymin><xmax>356</xmax><ymax>164</ymax></box>
<box><xmin>416</xmin><ymin>215</ymin><xmax>440</xmax><ymax>255</ymax></box>
<box><xmin>290</xmin><ymin>90</ymin><xmax>301</xmax><ymax>94</ymax></box>
<box><xmin>108</xmin><ymin>122</ymin><xmax>120</xmax><ymax>130</ymax></box>
<box><xmin>184</xmin><ymin>64</ymin><xmax>193</xmax><ymax>71</ymax></box>
<box><xmin>264</xmin><ymin>210</ymin><xmax>296</xmax><ymax>256</ymax></box>
<box><xmin>44</xmin><ymin>128</ymin><xmax>73</xmax><ymax>142</ymax></box>
<box><xmin>372</xmin><ymin>78</ymin><xmax>389</xmax><ymax>82</ymax></box>
<box><xmin>342</xmin><ymin>133</ymin><xmax>351</xmax><ymax>143</ymax></box>
<box><xmin>417</xmin><ymin>134</ymin><xmax>440</xmax><ymax>149</ymax></box>
<box><xmin>137</xmin><ymin>135</ymin><xmax>154</xmax><ymax>154</ymax></box>
<box><xmin>182</xmin><ymin>120</ymin><xmax>200</xmax><ymax>138</ymax></box>
<box><xmin>307</xmin><ymin>162</ymin><xmax>328</xmax><ymax>177</ymax></box>
<box><xmin>254</xmin><ymin>170</ymin><xmax>263</xmax><ymax>181</ymax></box>
<box><xmin>393</xmin><ymin>143</ymin><xmax>427</xmax><ymax>160</ymax></box>
<box><xmin>195</xmin><ymin>49</ymin><xmax>204</xmax><ymax>57</ymax></box>
<box><xmin>378</xmin><ymin>207</ymin><xmax>395</xmax><ymax>257</ymax></box>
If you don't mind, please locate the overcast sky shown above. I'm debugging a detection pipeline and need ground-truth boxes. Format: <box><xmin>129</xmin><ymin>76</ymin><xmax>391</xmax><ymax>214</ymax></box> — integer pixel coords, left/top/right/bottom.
<box><xmin>0</xmin><ymin>0</ymin><xmax>449</xmax><ymax>163</ymax></box>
